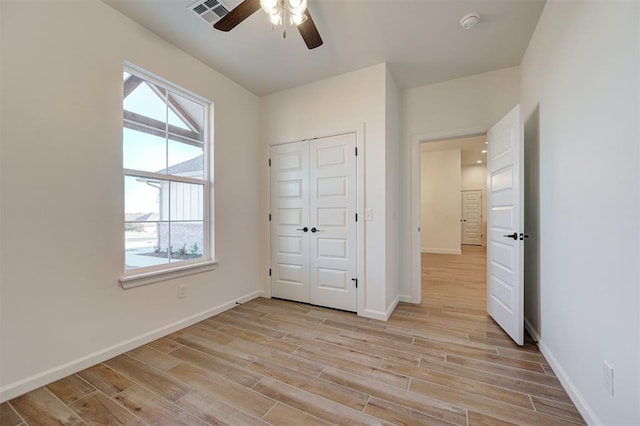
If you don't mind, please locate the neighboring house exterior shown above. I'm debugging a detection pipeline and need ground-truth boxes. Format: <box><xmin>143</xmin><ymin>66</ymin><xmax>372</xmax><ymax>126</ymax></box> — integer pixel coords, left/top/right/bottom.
<box><xmin>153</xmin><ymin>155</ymin><xmax>205</xmax><ymax>256</ymax></box>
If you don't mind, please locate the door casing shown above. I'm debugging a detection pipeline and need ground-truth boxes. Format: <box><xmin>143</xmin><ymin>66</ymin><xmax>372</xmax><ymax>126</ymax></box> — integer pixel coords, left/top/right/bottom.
<box><xmin>409</xmin><ymin>127</ymin><xmax>488</xmax><ymax>304</ymax></box>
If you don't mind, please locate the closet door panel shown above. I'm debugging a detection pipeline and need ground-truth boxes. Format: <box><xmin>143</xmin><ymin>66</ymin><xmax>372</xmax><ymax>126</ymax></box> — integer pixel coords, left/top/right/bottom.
<box><xmin>270</xmin><ymin>141</ymin><xmax>310</xmax><ymax>303</ymax></box>
<box><xmin>309</xmin><ymin>133</ymin><xmax>357</xmax><ymax>312</ymax></box>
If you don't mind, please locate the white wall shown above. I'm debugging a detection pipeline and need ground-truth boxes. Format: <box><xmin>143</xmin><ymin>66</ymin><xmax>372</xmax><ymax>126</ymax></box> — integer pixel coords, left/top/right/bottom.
<box><xmin>399</xmin><ymin>67</ymin><xmax>520</xmax><ymax>299</ymax></box>
<box><xmin>0</xmin><ymin>0</ymin><xmax>262</xmax><ymax>401</ymax></box>
<box><xmin>385</xmin><ymin>67</ymin><xmax>400</xmax><ymax>310</ymax></box>
<box><xmin>0</xmin><ymin>0</ymin><xmax>4</xmax><ymax>390</ymax></box>
<box><xmin>461</xmin><ymin>164</ymin><xmax>487</xmax><ymax>246</ymax></box>
<box><xmin>420</xmin><ymin>150</ymin><xmax>461</xmax><ymax>254</ymax></box>
<box><xmin>260</xmin><ymin>63</ymin><xmax>397</xmax><ymax>319</ymax></box>
<box><xmin>520</xmin><ymin>1</ymin><xmax>639</xmax><ymax>424</ymax></box>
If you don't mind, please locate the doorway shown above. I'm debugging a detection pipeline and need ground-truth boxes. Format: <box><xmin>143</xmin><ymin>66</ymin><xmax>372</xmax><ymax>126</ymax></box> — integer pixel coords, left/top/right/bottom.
<box><xmin>419</xmin><ymin>134</ymin><xmax>487</xmax><ymax>256</ymax></box>
<box><xmin>411</xmin><ymin>105</ymin><xmax>528</xmax><ymax>346</ymax></box>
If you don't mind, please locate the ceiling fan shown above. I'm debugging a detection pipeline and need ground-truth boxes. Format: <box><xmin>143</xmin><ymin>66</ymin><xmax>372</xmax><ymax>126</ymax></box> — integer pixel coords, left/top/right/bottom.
<box><xmin>214</xmin><ymin>0</ymin><xmax>323</xmax><ymax>49</ymax></box>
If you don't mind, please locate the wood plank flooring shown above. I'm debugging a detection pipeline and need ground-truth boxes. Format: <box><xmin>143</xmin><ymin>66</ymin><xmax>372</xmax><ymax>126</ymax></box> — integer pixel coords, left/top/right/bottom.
<box><xmin>2</xmin><ymin>246</ymin><xmax>584</xmax><ymax>425</ymax></box>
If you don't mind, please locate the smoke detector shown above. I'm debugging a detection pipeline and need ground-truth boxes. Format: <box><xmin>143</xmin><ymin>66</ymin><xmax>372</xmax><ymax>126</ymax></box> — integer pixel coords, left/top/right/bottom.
<box><xmin>460</xmin><ymin>13</ymin><xmax>480</xmax><ymax>30</ymax></box>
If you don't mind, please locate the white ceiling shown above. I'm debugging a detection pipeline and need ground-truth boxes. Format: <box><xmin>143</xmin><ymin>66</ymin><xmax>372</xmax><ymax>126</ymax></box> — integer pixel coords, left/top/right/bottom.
<box><xmin>421</xmin><ymin>134</ymin><xmax>487</xmax><ymax>166</ymax></box>
<box><xmin>103</xmin><ymin>0</ymin><xmax>545</xmax><ymax>96</ymax></box>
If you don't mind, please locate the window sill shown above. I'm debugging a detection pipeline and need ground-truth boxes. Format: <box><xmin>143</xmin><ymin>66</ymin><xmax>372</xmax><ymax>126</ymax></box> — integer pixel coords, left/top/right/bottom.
<box><xmin>119</xmin><ymin>259</ymin><xmax>219</xmax><ymax>289</ymax></box>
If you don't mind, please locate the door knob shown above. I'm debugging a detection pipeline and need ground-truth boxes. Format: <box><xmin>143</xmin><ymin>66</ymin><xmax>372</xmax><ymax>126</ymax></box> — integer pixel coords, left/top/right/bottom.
<box><xmin>296</xmin><ymin>227</ymin><xmax>309</xmax><ymax>232</ymax></box>
<box><xmin>310</xmin><ymin>227</ymin><xmax>320</xmax><ymax>233</ymax></box>
<box><xmin>502</xmin><ymin>233</ymin><xmax>518</xmax><ymax>240</ymax></box>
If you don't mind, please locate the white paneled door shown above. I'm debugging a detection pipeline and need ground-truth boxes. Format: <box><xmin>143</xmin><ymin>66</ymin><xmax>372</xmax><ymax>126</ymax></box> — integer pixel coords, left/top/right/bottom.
<box><xmin>270</xmin><ymin>133</ymin><xmax>357</xmax><ymax>312</ymax></box>
<box><xmin>461</xmin><ymin>190</ymin><xmax>482</xmax><ymax>245</ymax></box>
<box><xmin>487</xmin><ymin>105</ymin><xmax>525</xmax><ymax>345</ymax></box>
<box><xmin>270</xmin><ymin>141</ymin><xmax>310</xmax><ymax>303</ymax></box>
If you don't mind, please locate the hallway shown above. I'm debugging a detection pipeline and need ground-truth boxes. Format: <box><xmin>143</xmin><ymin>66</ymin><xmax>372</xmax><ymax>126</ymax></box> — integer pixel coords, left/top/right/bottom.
<box><xmin>386</xmin><ymin>245</ymin><xmax>584</xmax><ymax>423</ymax></box>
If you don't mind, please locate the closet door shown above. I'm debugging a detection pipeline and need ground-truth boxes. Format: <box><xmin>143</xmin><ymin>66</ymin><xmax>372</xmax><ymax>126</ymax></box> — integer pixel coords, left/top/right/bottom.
<box><xmin>270</xmin><ymin>141</ymin><xmax>310</xmax><ymax>303</ymax></box>
<box><xmin>309</xmin><ymin>134</ymin><xmax>357</xmax><ymax>312</ymax></box>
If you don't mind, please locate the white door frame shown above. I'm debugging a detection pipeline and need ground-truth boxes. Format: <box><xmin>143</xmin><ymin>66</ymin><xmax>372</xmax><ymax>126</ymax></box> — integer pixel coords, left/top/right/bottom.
<box><xmin>409</xmin><ymin>127</ymin><xmax>487</xmax><ymax>304</ymax></box>
<box><xmin>267</xmin><ymin>125</ymin><xmax>366</xmax><ymax>316</ymax></box>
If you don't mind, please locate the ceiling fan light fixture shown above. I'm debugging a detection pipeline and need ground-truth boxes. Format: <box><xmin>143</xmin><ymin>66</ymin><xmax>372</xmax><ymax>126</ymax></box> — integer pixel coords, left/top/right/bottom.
<box><xmin>261</xmin><ymin>0</ymin><xmax>308</xmax><ymax>28</ymax></box>
<box><xmin>269</xmin><ymin>12</ymin><xmax>282</xmax><ymax>25</ymax></box>
<box><xmin>260</xmin><ymin>0</ymin><xmax>280</xmax><ymax>15</ymax></box>
<box><xmin>214</xmin><ymin>0</ymin><xmax>322</xmax><ymax>49</ymax></box>
<box><xmin>290</xmin><ymin>12</ymin><xmax>307</xmax><ymax>26</ymax></box>
<box><xmin>288</xmin><ymin>0</ymin><xmax>307</xmax><ymax>15</ymax></box>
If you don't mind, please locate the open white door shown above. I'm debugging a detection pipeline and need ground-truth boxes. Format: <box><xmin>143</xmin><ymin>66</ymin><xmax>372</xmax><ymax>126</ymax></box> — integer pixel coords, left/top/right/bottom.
<box><xmin>487</xmin><ymin>105</ymin><xmax>525</xmax><ymax>345</ymax></box>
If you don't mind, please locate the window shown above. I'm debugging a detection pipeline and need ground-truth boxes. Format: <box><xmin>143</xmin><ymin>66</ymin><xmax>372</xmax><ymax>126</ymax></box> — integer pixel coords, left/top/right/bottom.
<box><xmin>122</xmin><ymin>68</ymin><xmax>212</xmax><ymax>279</ymax></box>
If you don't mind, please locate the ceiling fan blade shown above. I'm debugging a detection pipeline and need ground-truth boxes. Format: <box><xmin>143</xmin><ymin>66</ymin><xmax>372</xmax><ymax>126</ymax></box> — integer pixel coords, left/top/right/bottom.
<box><xmin>297</xmin><ymin>9</ymin><xmax>323</xmax><ymax>49</ymax></box>
<box><xmin>214</xmin><ymin>0</ymin><xmax>261</xmax><ymax>32</ymax></box>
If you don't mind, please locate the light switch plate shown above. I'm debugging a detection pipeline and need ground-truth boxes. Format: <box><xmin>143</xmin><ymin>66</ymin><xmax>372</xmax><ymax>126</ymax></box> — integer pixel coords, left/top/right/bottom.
<box><xmin>365</xmin><ymin>208</ymin><xmax>373</xmax><ymax>221</ymax></box>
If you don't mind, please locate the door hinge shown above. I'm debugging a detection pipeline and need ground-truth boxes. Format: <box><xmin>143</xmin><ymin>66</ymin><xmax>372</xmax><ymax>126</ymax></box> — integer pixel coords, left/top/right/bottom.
<box><xmin>269</xmin><ymin>268</ymin><xmax>272</xmax><ymax>276</ymax></box>
<box><xmin>268</xmin><ymin>158</ymin><xmax>271</xmax><ymax>167</ymax></box>
<box><xmin>269</xmin><ymin>213</ymin><xmax>271</xmax><ymax>221</ymax></box>
<box><xmin>355</xmin><ymin>147</ymin><xmax>358</xmax><ymax>156</ymax></box>
<box><xmin>355</xmin><ymin>213</ymin><xmax>358</xmax><ymax>222</ymax></box>
<box><xmin>351</xmin><ymin>278</ymin><xmax>358</xmax><ymax>288</ymax></box>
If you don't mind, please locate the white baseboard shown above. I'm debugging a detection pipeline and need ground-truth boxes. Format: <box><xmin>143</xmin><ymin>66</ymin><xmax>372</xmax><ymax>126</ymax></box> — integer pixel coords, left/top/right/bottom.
<box><xmin>0</xmin><ymin>290</ymin><xmax>265</xmax><ymax>403</ymax></box>
<box><xmin>538</xmin><ymin>341</ymin><xmax>601</xmax><ymax>426</ymax></box>
<box><xmin>524</xmin><ymin>317</ymin><xmax>540</xmax><ymax>342</ymax></box>
<box><xmin>360</xmin><ymin>295</ymin><xmax>400</xmax><ymax>321</ymax></box>
<box><xmin>399</xmin><ymin>294</ymin><xmax>419</xmax><ymax>304</ymax></box>
<box><xmin>421</xmin><ymin>247</ymin><xmax>462</xmax><ymax>255</ymax></box>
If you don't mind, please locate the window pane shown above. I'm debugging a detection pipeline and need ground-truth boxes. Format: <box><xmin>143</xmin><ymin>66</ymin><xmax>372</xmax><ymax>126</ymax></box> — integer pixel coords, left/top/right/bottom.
<box><xmin>125</xmin><ymin>222</ymin><xmax>168</xmax><ymax>270</ymax></box>
<box><xmin>168</xmin><ymin>109</ymin><xmax>189</xmax><ymax>130</ymax></box>
<box><xmin>125</xmin><ymin>175</ymin><xmax>162</xmax><ymax>220</ymax></box>
<box><xmin>124</xmin><ymin>81</ymin><xmax>168</xmax><ymax>124</ymax></box>
<box><xmin>168</xmin><ymin>140</ymin><xmax>204</xmax><ymax>179</ymax></box>
<box><xmin>168</xmin><ymin>221</ymin><xmax>204</xmax><ymax>264</ymax></box>
<box><xmin>169</xmin><ymin>181</ymin><xmax>204</xmax><ymax>221</ymax></box>
<box><xmin>167</xmin><ymin>91</ymin><xmax>204</xmax><ymax>133</ymax></box>
<box><xmin>123</xmin><ymin>129</ymin><xmax>167</xmax><ymax>173</ymax></box>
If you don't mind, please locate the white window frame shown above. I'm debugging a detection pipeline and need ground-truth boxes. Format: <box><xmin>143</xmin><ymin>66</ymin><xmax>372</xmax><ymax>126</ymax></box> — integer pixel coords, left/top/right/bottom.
<box><xmin>119</xmin><ymin>65</ymin><xmax>216</xmax><ymax>288</ymax></box>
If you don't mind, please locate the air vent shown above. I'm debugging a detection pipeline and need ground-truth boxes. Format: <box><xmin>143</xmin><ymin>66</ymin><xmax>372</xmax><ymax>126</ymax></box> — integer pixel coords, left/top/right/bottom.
<box><xmin>189</xmin><ymin>0</ymin><xmax>232</xmax><ymax>25</ymax></box>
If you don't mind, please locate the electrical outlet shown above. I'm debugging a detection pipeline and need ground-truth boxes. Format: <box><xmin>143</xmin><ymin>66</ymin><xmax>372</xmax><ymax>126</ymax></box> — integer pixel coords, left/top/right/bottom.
<box><xmin>602</xmin><ymin>360</ymin><xmax>614</xmax><ymax>396</ymax></box>
<box><xmin>178</xmin><ymin>285</ymin><xmax>186</xmax><ymax>299</ymax></box>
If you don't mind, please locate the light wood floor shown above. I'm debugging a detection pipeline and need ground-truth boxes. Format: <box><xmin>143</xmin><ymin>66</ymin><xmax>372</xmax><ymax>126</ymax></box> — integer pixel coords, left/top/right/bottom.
<box><xmin>1</xmin><ymin>246</ymin><xmax>584</xmax><ymax>425</ymax></box>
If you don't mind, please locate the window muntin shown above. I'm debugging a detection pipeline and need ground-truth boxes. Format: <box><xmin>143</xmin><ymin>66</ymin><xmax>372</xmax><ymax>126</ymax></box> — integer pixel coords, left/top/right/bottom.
<box><xmin>123</xmin><ymin>69</ymin><xmax>209</xmax><ymax>274</ymax></box>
